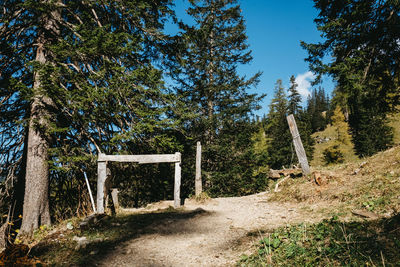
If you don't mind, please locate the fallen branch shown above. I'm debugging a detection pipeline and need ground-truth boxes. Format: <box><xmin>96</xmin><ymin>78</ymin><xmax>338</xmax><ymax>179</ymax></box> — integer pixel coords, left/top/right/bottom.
<box><xmin>274</xmin><ymin>175</ymin><xmax>290</xmax><ymax>192</ymax></box>
<box><xmin>269</xmin><ymin>168</ymin><xmax>302</xmax><ymax>179</ymax></box>
<box><xmin>351</xmin><ymin>210</ymin><xmax>379</xmax><ymax>219</ymax></box>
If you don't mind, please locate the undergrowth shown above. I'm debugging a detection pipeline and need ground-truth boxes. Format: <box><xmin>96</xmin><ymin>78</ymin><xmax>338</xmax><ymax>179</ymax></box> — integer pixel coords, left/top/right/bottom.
<box><xmin>239</xmin><ymin>214</ymin><xmax>400</xmax><ymax>266</ymax></box>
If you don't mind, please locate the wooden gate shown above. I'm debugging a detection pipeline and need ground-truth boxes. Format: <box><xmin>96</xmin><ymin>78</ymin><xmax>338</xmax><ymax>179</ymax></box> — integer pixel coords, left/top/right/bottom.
<box><xmin>96</xmin><ymin>152</ymin><xmax>182</xmax><ymax>213</ymax></box>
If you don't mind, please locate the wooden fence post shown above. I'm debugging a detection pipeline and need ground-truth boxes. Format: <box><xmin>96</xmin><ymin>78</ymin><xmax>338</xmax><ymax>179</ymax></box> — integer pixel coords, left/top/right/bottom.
<box><xmin>195</xmin><ymin>141</ymin><xmax>202</xmax><ymax>197</ymax></box>
<box><xmin>97</xmin><ymin>157</ymin><xmax>107</xmax><ymax>214</ymax></box>
<box><xmin>174</xmin><ymin>152</ymin><xmax>182</xmax><ymax>208</ymax></box>
<box><xmin>287</xmin><ymin>114</ymin><xmax>311</xmax><ymax>175</ymax></box>
<box><xmin>111</xmin><ymin>188</ymin><xmax>119</xmax><ymax>212</ymax></box>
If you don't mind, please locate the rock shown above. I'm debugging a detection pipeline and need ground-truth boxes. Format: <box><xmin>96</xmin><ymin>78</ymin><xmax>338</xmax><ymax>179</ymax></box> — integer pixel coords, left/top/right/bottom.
<box><xmin>66</xmin><ymin>222</ymin><xmax>74</xmax><ymax>230</ymax></box>
<box><xmin>269</xmin><ymin>169</ymin><xmax>281</xmax><ymax>179</ymax></box>
<box><xmin>73</xmin><ymin>236</ymin><xmax>89</xmax><ymax>250</ymax></box>
<box><xmin>79</xmin><ymin>213</ymin><xmax>107</xmax><ymax>229</ymax></box>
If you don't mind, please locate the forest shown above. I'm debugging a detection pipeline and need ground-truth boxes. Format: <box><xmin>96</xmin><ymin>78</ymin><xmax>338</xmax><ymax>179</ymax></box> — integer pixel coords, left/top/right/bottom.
<box><xmin>1</xmin><ymin>0</ymin><xmax>400</xmax><ymax>265</ymax></box>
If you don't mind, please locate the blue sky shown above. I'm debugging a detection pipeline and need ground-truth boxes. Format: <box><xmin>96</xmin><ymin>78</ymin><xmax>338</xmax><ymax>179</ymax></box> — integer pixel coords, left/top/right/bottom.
<box><xmin>170</xmin><ymin>0</ymin><xmax>335</xmax><ymax>116</ymax></box>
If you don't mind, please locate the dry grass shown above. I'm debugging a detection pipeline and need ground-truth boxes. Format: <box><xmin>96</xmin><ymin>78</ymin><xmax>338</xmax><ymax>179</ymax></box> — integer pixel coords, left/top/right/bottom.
<box><xmin>388</xmin><ymin>111</ymin><xmax>400</xmax><ymax>145</ymax></box>
<box><xmin>269</xmin><ymin>144</ymin><xmax>400</xmax><ymax>217</ymax></box>
<box><xmin>311</xmin><ymin>124</ymin><xmax>358</xmax><ymax>167</ymax></box>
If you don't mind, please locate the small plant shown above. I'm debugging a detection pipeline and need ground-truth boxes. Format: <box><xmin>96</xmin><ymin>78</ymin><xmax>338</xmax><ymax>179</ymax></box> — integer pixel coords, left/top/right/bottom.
<box><xmin>323</xmin><ymin>144</ymin><xmax>344</xmax><ymax>164</ymax></box>
<box><xmin>238</xmin><ymin>214</ymin><xmax>400</xmax><ymax>266</ymax></box>
<box><xmin>194</xmin><ymin>192</ymin><xmax>210</xmax><ymax>203</ymax></box>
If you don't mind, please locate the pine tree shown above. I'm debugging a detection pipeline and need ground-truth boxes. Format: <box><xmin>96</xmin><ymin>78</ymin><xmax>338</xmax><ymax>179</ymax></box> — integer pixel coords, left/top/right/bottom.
<box><xmin>0</xmin><ymin>0</ymin><xmax>173</xmax><ymax>234</ymax></box>
<box><xmin>348</xmin><ymin>94</ymin><xmax>393</xmax><ymax>156</ymax></box>
<box><xmin>306</xmin><ymin>88</ymin><xmax>329</xmax><ymax>133</ymax></box>
<box><xmin>266</xmin><ymin>79</ymin><xmax>292</xmax><ymax>169</ymax></box>
<box><xmin>288</xmin><ymin>75</ymin><xmax>301</xmax><ymax>116</ymax></box>
<box><xmin>172</xmin><ymin>0</ymin><xmax>263</xmax><ymax>195</ymax></box>
<box><xmin>302</xmin><ymin>0</ymin><xmax>398</xmax><ymax>156</ymax></box>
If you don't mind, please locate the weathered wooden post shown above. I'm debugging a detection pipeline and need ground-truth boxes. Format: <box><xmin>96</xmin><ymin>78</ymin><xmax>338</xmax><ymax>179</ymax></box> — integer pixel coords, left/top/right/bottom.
<box><xmin>111</xmin><ymin>188</ymin><xmax>119</xmax><ymax>212</ymax></box>
<box><xmin>195</xmin><ymin>141</ymin><xmax>202</xmax><ymax>197</ymax></box>
<box><xmin>97</xmin><ymin>154</ymin><xmax>107</xmax><ymax>214</ymax></box>
<box><xmin>287</xmin><ymin>114</ymin><xmax>310</xmax><ymax>175</ymax></box>
<box><xmin>174</xmin><ymin>152</ymin><xmax>182</xmax><ymax>208</ymax></box>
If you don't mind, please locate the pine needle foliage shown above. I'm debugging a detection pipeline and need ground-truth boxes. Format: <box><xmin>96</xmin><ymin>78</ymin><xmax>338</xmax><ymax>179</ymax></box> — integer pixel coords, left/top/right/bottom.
<box><xmin>0</xmin><ymin>0</ymin><xmax>176</xmax><ymax>221</ymax></box>
<box><xmin>302</xmin><ymin>0</ymin><xmax>399</xmax><ymax>156</ymax></box>
<box><xmin>266</xmin><ymin>80</ymin><xmax>292</xmax><ymax>169</ymax></box>
<box><xmin>171</xmin><ymin>0</ymin><xmax>265</xmax><ymax>196</ymax></box>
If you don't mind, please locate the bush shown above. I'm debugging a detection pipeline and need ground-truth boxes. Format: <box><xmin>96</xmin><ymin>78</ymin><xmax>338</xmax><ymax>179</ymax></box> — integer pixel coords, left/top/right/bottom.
<box><xmin>323</xmin><ymin>145</ymin><xmax>344</xmax><ymax>164</ymax></box>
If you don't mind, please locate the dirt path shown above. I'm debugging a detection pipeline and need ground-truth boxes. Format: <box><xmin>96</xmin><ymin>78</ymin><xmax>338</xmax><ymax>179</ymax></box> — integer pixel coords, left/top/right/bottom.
<box><xmin>100</xmin><ymin>192</ymin><xmax>322</xmax><ymax>267</ymax></box>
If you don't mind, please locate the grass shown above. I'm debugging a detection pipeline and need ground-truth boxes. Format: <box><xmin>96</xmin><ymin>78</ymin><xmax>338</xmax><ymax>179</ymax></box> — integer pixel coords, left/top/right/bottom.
<box><xmin>238</xmin><ymin>214</ymin><xmax>400</xmax><ymax>266</ymax></box>
<box><xmin>270</xmin><ymin>143</ymin><xmax>400</xmax><ymax>215</ymax></box>
<box><xmin>241</xmin><ymin>139</ymin><xmax>400</xmax><ymax>266</ymax></box>
<box><xmin>311</xmin><ymin>124</ymin><xmax>358</xmax><ymax>167</ymax></box>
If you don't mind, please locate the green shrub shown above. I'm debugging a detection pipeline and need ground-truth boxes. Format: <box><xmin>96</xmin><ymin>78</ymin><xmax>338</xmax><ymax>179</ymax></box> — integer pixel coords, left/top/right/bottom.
<box><xmin>323</xmin><ymin>145</ymin><xmax>344</xmax><ymax>164</ymax></box>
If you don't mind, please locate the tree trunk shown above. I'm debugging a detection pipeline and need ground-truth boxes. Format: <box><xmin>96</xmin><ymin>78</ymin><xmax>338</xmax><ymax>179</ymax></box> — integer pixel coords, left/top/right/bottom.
<box><xmin>19</xmin><ymin>5</ymin><xmax>59</xmax><ymax>234</ymax></box>
<box><xmin>204</xmin><ymin>5</ymin><xmax>216</xmax><ymax>188</ymax></box>
<box><xmin>20</xmin><ymin>67</ymin><xmax>52</xmax><ymax>235</ymax></box>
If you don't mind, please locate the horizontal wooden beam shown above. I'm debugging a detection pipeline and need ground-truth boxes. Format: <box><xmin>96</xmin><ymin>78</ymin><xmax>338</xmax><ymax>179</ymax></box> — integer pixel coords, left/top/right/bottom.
<box><xmin>98</xmin><ymin>153</ymin><xmax>181</xmax><ymax>164</ymax></box>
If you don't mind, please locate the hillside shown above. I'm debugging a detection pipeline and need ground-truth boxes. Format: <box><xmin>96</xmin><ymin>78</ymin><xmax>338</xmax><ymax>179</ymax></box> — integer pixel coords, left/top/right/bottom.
<box><xmin>310</xmin><ymin>124</ymin><xmax>358</xmax><ymax>167</ymax></box>
<box><xmin>2</xmin><ymin>144</ymin><xmax>400</xmax><ymax>266</ymax></box>
<box><xmin>241</xmin><ymin>144</ymin><xmax>400</xmax><ymax>266</ymax></box>
<box><xmin>311</xmin><ymin>111</ymin><xmax>400</xmax><ymax>167</ymax></box>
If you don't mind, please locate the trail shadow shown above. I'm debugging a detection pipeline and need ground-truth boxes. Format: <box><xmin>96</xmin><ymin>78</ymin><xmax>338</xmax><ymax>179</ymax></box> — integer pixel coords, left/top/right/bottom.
<box><xmin>31</xmin><ymin>207</ymin><xmax>212</xmax><ymax>266</ymax></box>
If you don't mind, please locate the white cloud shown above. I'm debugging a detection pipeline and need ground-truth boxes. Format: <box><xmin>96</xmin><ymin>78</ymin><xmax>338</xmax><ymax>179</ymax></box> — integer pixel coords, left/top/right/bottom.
<box><xmin>295</xmin><ymin>71</ymin><xmax>315</xmax><ymax>99</ymax></box>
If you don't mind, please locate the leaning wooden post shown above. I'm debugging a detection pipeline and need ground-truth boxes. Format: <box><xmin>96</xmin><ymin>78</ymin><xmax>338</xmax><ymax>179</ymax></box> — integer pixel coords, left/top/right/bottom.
<box><xmin>287</xmin><ymin>114</ymin><xmax>310</xmax><ymax>175</ymax></box>
<box><xmin>84</xmin><ymin>172</ymin><xmax>96</xmax><ymax>213</ymax></box>
<box><xmin>97</xmin><ymin>154</ymin><xmax>107</xmax><ymax>214</ymax></box>
<box><xmin>195</xmin><ymin>141</ymin><xmax>202</xmax><ymax>197</ymax></box>
<box><xmin>174</xmin><ymin>152</ymin><xmax>182</xmax><ymax>208</ymax></box>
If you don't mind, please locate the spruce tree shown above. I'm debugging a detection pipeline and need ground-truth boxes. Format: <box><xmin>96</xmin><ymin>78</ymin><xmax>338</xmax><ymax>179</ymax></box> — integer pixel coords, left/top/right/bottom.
<box><xmin>266</xmin><ymin>79</ymin><xmax>292</xmax><ymax>169</ymax></box>
<box><xmin>171</xmin><ymin>0</ymin><xmax>263</xmax><ymax>195</ymax></box>
<box><xmin>288</xmin><ymin>75</ymin><xmax>301</xmax><ymax>116</ymax></box>
<box><xmin>302</xmin><ymin>0</ymin><xmax>398</xmax><ymax>155</ymax></box>
<box><xmin>306</xmin><ymin>88</ymin><xmax>329</xmax><ymax>133</ymax></box>
<box><xmin>0</xmin><ymin>0</ymin><xmax>173</xmax><ymax>234</ymax></box>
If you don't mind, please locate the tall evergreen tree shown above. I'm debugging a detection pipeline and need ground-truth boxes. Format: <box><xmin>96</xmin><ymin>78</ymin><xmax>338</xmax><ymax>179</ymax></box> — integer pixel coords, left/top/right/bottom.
<box><xmin>171</xmin><ymin>0</ymin><xmax>263</xmax><ymax>195</ymax></box>
<box><xmin>306</xmin><ymin>88</ymin><xmax>329</xmax><ymax>132</ymax></box>
<box><xmin>288</xmin><ymin>75</ymin><xmax>301</xmax><ymax>116</ymax></box>
<box><xmin>266</xmin><ymin>79</ymin><xmax>292</xmax><ymax>169</ymax></box>
<box><xmin>0</xmin><ymin>0</ymin><xmax>173</xmax><ymax>234</ymax></box>
<box><xmin>302</xmin><ymin>0</ymin><xmax>399</xmax><ymax>155</ymax></box>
